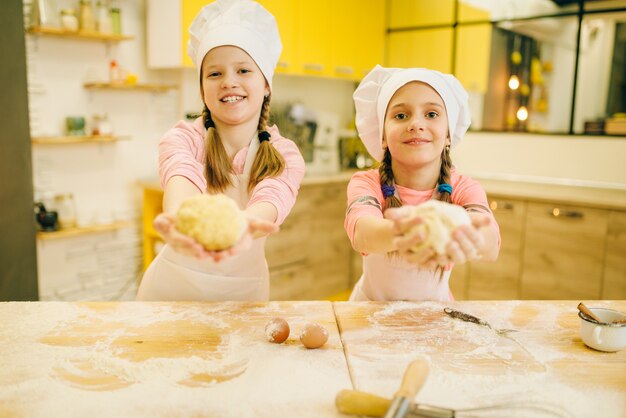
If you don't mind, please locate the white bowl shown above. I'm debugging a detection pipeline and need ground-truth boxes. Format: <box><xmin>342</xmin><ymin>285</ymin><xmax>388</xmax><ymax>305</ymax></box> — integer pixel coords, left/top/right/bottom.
<box><xmin>579</xmin><ymin>308</ymin><xmax>626</xmax><ymax>352</ymax></box>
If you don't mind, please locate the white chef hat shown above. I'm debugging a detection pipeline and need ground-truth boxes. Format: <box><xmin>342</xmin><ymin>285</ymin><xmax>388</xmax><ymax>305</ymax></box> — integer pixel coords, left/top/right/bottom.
<box><xmin>353</xmin><ymin>65</ymin><xmax>471</xmax><ymax>162</ymax></box>
<box><xmin>187</xmin><ymin>0</ymin><xmax>282</xmax><ymax>90</ymax></box>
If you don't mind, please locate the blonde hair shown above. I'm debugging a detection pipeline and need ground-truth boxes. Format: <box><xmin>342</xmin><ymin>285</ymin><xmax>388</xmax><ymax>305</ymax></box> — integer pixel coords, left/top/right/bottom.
<box><xmin>201</xmin><ymin>94</ymin><xmax>285</xmax><ymax>194</ymax></box>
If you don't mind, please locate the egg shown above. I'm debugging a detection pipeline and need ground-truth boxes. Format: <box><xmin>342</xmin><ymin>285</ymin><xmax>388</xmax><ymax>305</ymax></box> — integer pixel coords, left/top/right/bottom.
<box><xmin>265</xmin><ymin>317</ymin><xmax>290</xmax><ymax>344</ymax></box>
<box><xmin>299</xmin><ymin>322</ymin><xmax>329</xmax><ymax>349</ymax></box>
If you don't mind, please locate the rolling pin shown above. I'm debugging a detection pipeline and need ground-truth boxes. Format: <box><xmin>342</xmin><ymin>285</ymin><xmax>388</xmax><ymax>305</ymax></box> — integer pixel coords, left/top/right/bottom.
<box><xmin>335</xmin><ymin>389</ymin><xmax>455</xmax><ymax>418</ymax></box>
<box><xmin>384</xmin><ymin>358</ymin><xmax>430</xmax><ymax>418</ymax></box>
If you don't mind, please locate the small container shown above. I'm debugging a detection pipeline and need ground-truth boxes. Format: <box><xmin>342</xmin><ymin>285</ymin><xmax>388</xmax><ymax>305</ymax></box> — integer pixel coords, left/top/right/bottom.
<box><xmin>54</xmin><ymin>194</ymin><xmax>77</xmax><ymax>229</ymax></box>
<box><xmin>109</xmin><ymin>59</ymin><xmax>121</xmax><ymax>84</ymax></box>
<box><xmin>79</xmin><ymin>0</ymin><xmax>96</xmax><ymax>32</ymax></box>
<box><xmin>96</xmin><ymin>1</ymin><xmax>111</xmax><ymax>33</ymax></box>
<box><xmin>579</xmin><ymin>308</ymin><xmax>626</xmax><ymax>352</ymax></box>
<box><xmin>109</xmin><ymin>7</ymin><xmax>121</xmax><ymax>34</ymax></box>
<box><xmin>60</xmin><ymin>9</ymin><xmax>79</xmax><ymax>32</ymax></box>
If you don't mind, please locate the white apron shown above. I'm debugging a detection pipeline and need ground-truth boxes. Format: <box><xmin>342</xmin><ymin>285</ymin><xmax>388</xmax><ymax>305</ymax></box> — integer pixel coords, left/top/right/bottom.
<box><xmin>137</xmin><ymin>136</ymin><xmax>269</xmax><ymax>301</ymax></box>
<box><xmin>349</xmin><ymin>253</ymin><xmax>452</xmax><ymax>302</ymax></box>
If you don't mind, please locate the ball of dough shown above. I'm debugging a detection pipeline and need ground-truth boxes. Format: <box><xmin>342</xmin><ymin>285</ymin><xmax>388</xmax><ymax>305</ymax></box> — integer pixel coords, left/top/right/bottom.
<box><xmin>408</xmin><ymin>200</ymin><xmax>471</xmax><ymax>255</ymax></box>
<box><xmin>175</xmin><ymin>194</ymin><xmax>247</xmax><ymax>251</ymax></box>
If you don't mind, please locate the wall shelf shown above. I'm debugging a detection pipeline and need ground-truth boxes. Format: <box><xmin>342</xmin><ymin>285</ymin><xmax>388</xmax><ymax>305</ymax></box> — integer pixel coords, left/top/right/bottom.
<box><xmin>27</xmin><ymin>26</ymin><xmax>133</xmax><ymax>42</ymax></box>
<box><xmin>31</xmin><ymin>135</ymin><xmax>129</xmax><ymax>145</ymax></box>
<box><xmin>36</xmin><ymin>220</ymin><xmax>133</xmax><ymax>241</ymax></box>
<box><xmin>84</xmin><ymin>82</ymin><xmax>178</xmax><ymax>92</ymax></box>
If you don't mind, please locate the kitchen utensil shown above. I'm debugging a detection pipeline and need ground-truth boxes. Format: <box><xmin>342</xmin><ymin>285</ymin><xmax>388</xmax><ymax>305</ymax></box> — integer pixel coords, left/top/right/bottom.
<box><xmin>443</xmin><ymin>307</ymin><xmax>517</xmax><ymax>336</ymax></box>
<box><xmin>336</xmin><ymin>389</ymin><xmax>574</xmax><ymax>418</ymax></box>
<box><xmin>384</xmin><ymin>358</ymin><xmax>429</xmax><ymax>418</ymax></box>
<box><xmin>578</xmin><ymin>307</ymin><xmax>626</xmax><ymax>352</ymax></box>
<box><xmin>577</xmin><ymin>302</ymin><xmax>602</xmax><ymax>323</ymax></box>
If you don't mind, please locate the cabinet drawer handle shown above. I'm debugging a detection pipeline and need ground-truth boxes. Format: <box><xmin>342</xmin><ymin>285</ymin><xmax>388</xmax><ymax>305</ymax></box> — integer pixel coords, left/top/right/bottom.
<box><xmin>303</xmin><ymin>63</ymin><xmax>324</xmax><ymax>72</ymax></box>
<box><xmin>335</xmin><ymin>66</ymin><xmax>354</xmax><ymax>75</ymax></box>
<box><xmin>277</xmin><ymin>61</ymin><xmax>289</xmax><ymax>69</ymax></box>
<box><xmin>490</xmin><ymin>201</ymin><xmax>514</xmax><ymax>211</ymax></box>
<box><xmin>549</xmin><ymin>208</ymin><xmax>584</xmax><ymax>219</ymax></box>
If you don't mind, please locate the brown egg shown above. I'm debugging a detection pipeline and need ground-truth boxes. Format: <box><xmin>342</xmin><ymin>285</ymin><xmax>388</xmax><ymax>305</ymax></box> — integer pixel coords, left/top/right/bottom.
<box><xmin>265</xmin><ymin>317</ymin><xmax>290</xmax><ymax>343</ymax></box>
<box><xmin>299</xmin><ymin>322</ymin><xmax>329</xmax><ymax>349</ymax></box>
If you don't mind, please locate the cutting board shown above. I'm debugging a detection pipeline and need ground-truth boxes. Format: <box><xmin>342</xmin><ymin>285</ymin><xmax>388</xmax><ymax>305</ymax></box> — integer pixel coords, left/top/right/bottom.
<box><xmin>334</xmin><ymin>300</ymin><xmax>626</xmax><ymax>418</ymax></box>
<box><xmin>0</xmin><ymin>301</ymin><xmax>351</xmax><ymax>418</ymax></box>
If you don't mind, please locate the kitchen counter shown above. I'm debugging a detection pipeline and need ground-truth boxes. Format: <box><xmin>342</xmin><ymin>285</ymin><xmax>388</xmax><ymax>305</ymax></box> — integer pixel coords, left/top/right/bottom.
<box><xmin>1</xmin><ymin>301</ymin><xmax>624</xmax><ymax>417</ymax></box>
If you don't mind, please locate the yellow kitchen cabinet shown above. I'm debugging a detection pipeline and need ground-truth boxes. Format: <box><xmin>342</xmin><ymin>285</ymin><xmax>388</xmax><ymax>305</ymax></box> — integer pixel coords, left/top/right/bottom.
<box><xmin>449</xmin><ymin>262</ymin><xmax>468</xmax><ymax>300</ymax></box>
<box><xmin>521</xmin><ymin>203</ymin><xmax>608</xmax><ymax>300</ymax></box>
<box><xmin>142</xmin><ymin>185</ymin><xmax>164</xmax><ymax>271</ymax></box>
<box><xmin>297</xmin><ymin>0</ymin><xmax>333</xmax><ymax>77</ymax></box>
<box><xmin>388</xmin><ymin>0</ymin><xmax>454</xmax><ymax>28</ymax></box>
<box><xmin>256</xmin><ymin>0</ymin><xmax>299</xmax><ymax>74</ymax></box>
<box><xmin>602</xmin><ymin>211</ymin><xmax>626</xmax><ymax>299</ymax></box>
<box><xmin>148</xmin><ymin>0</ymin><xmax>384</xmax><ymax>81</ymax></box>
<box><xmin>467</xmin><ymin>197</ymin><xmax>525</xmax><ymax>299</ymax></box>
<box><xmin>455</xmin><ymin>24</ymin><xmax>492</xmax><ymax>93</ymax></box>
<box><xmin>387</xmin><ymin>28</ymin><xmax>453</xmax><ymax>73</ymax></box>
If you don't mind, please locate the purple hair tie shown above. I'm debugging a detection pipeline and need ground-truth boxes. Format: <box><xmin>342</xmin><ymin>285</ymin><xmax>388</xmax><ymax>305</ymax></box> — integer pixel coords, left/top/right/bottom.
<box><xmin>437</xmin><ymin>183</ymin><xmax>453</xmax><ymax>194</ymax></box>
<box><xmin>381</xmin><ymin>184</ymin><xmax>395</xmax><ymax>198</ymax></box>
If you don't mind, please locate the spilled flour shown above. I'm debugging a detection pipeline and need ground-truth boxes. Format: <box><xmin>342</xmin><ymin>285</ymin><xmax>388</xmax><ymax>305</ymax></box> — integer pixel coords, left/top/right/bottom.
<box><xmin>0</xmin><ymin>301</ymin><xmax>351</xmax><ymax>418</ymax></box>
<box><xmin>340</xmin><ymin>301</ymin><xmax>626</xmax><ymax>418</ymax></box>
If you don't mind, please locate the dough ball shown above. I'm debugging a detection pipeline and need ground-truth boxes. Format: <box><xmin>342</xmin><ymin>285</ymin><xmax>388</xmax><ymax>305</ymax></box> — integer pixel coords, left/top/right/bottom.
<box><xmin>408</xmin><ymin>200</ymin><xmax>471</xmax><ymax>255</ymax></box>
<box><xmin>265</xmin><ymin>317</ymin><xmax>290</xmax><ymax>344</ymax></box>
<box><xmin>175</xmin><ymin>194</ymin><xmax>247</xmax><ymax>251</ymax></box>
<box><xmin>299</xmin><ymin>323</ymin><xmax>329</xmax><ymax>349</ymax></box>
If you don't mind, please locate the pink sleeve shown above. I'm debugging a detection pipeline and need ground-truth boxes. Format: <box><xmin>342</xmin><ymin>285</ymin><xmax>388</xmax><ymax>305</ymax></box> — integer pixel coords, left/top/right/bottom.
<box><xmin>158</xmin><ymin>118</ymin><xmax>207</xmax><ymax>192</ymax></box>
<box><xmin>344</xmin><ymin>170</ymin><xmax>385</xmax><ymax>246</ymax></box>
<box><xmin>247</xmin><ymin>127</ymin><xmax>305</xmax><ymax>226</ymax></box>
<box><xmin>451</xmin><ymin>173</ymin><xmax>501</xmax><ymax>245</ymax></box>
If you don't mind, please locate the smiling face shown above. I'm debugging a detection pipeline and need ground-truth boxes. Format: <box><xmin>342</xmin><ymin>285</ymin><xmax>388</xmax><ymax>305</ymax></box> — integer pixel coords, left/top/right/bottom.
<box><xmin>383</xmin><ymin>81</ymin><xmax>450</xmax><ymax>175</ymax></box>
<box><xmin>200</xmin><ymin>46</ymin><xmax>270</xmax><ymax>128</ymax></box>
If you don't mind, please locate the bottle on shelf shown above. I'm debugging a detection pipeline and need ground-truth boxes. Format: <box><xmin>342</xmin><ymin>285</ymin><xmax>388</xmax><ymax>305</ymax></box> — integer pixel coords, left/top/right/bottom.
<box><xmin>109</xmin><ymin>5</ymin><xmax>122</xmax><ymax>35</ymax></box>
<box><xmin>79</xmin><ymin>0</ymin><xmax>96</xmax><ymax>32</ymax></box>
<box><xmin>109</xmin><ymin>59</ymin><xmax>122</xmax><ymax>84</ymax></box>
<box><xmin>54</xmin><ymin>193</ymin><xmax>77</xmax><ymax>229</ymax></box>
<box><xmin>96</xmin><ymin>0</ymin><xmax>112</xmax><ymax>34</ymax></box>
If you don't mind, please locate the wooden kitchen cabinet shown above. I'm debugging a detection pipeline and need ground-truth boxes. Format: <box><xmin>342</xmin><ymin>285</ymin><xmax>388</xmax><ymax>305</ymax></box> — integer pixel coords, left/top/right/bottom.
<box><xmin>602</xmin><ymin>210</ymin><xmax>626</xmax><ymax>299</ymax></box>
<box><xmin>521</xmin><ymin>202</ymin><xmax>608</xmax><ymax>300</ymax></box>
<box><xmin>467</xmin><ymin>197</ymin><xmax>525</xmax><ymax>300</ymax></box>
<box><xmin>268</xmin><ymin>180</ymin><xmax>352</xmax><ymax>300</ymax></box>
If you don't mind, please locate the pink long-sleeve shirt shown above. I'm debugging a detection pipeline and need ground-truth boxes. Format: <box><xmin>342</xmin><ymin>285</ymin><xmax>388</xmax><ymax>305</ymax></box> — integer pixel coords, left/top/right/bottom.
<box><xmin>159</xmin><ymin>118</ymin><xmax>305</xmax><ymax>225</ymax></box>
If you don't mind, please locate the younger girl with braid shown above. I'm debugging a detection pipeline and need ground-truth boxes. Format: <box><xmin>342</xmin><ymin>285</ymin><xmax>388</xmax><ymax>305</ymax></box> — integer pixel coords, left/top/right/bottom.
<box><xmin>345</xmin><ymin>65</ymin><xmax>500</xmax><ymax>301</ymax></box>
<box><xmin>137</xmin><ymin>0</ymin><xmax>304</xmax><ymax>301</ymax></box>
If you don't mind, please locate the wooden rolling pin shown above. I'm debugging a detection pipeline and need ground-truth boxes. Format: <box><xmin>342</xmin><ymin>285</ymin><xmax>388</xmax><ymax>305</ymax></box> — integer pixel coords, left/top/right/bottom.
<box><xmin>336</xmin><ymin>389</ymin><xmax>455</xmax><ymax>418</ymax></box>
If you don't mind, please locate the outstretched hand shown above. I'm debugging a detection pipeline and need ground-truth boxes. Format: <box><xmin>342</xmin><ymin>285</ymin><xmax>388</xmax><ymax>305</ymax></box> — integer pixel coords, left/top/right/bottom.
<box><xmin>153</xmin><ymin>212</ymin><xmax>279</xmax><ymax>262</ymax></box>
<box><xmin>385</xmin><ymin>207</ymin><xmax>491</xmax><ymax>269</ymax></box>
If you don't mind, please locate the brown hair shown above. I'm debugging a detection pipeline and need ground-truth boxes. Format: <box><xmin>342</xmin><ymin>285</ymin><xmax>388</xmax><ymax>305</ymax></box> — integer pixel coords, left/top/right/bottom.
<box><xmin>201</xmin><ymin>95</ymin><xmax>285</xmax><ymax>194</ymax></box>
<box><xmin>378</xmin><ymin>143</ymin><xmax>452</xmax><ymax>208</ymax></box>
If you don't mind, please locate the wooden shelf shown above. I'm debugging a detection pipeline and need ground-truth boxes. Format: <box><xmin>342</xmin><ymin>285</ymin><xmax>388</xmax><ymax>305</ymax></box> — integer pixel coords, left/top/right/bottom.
<box><xmin>84</xmin><ymin>82</ymin><xmax>177</xmax><ymax>92</ymax></box>
<box><xmin>28</xmin><ymin>26</ymin><xmax>133</xmax><ymax>41</ymax></box>
<box><xmin>31</xmin><ymin>135</ymin><xmax>129</xmax><ymax>145</ymax></box>
<box><xmin>36</xmin><ymin>220</ymin><xmax>132</xmax><ymax>241</ymax></box>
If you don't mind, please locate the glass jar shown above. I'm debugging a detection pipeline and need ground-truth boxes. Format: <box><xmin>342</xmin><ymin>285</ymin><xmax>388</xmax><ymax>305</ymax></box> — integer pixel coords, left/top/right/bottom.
<box><xmin>109</xmin><ymin>7</ymin><xmax>121</xmax><ymax>35</ymax></box>
<box><xmin>54</xmin><ymin>193</ymin><xmax>77</xmax><ymax>229</ymax></box>
<box><xmin>60</xmin><ymin>9</ymin><xmax>79</xmax><ymax>32</ymax></box>
<box><xmin>96</xmin><ymin>1</ymin><xmax>111</xmax><ymax>33</ymax></box>
<box><xmin>79</xmin><ymin>0</ymin><xmax>96</xmax><ymax>32</ymax></box>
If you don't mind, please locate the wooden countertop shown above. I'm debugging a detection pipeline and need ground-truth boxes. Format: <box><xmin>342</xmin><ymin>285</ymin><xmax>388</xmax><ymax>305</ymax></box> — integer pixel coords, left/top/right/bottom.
<box><xmin>1</xmin><ymin>301</ymin><xmax>624</xmax><ymax>417</ymax></box>
<box><xmin>139</xmin><ymin>172</ymin><xmax>626</xmax><ymax>210</ymax></box>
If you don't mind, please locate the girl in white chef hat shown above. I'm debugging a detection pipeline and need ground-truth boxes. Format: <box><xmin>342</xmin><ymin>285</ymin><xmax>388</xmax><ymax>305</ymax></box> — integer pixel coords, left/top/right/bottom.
<box><xmin>345</xmin><ymin>65</ymin><xmax>501</xmax><ymax>301</ymax></box>
<box><xmin>137</xmin><ymin>0</ymin><xmax>305</xmax><ymax>301</ymax></box>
